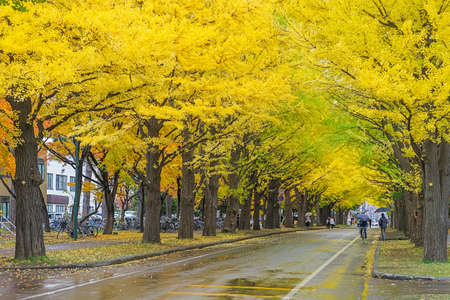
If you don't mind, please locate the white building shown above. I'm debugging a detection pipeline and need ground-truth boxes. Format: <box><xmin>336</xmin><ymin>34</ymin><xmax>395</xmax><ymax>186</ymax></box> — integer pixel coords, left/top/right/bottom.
<box><xmin>46</xmin><ymin>159</ymin><xmax>99</xmax><ymax>220</ymax></box>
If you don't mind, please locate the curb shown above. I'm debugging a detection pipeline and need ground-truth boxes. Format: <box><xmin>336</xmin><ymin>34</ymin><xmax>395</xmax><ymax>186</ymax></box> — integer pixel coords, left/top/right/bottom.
<box><xmin>372</xmin><ymin>242</ymin><xmax>449</xmax><ymax>282</ymax></box>
<box><xmin>1</xmin><ymin>227</ymin><xmax>324</xmax><ymax>270</ymax></box>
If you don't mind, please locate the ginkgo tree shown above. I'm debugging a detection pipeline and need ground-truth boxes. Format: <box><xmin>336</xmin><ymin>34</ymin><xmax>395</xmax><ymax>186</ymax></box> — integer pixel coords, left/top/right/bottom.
<box><xmin>75</xmin><ymin>0</ymin><xmax>292</xmax><ymax>243</ymax></box>
<box><xmin>0</xmin><ymin>0</ymin><xmax>135</xmax><ymax>259</ymax></box>
<box><xmin>282</xmin><ymin>0</ymin><xmax>449</xmax><ymax>262</ymax></box>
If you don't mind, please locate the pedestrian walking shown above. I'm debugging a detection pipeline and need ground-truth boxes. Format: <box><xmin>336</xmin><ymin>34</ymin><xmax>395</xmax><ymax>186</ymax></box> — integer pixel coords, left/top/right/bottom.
<box><xmin>329</xmin><ymin>217</ymin><xmax>335</xmax><ymax>229</ymax></box>
<box><xmin>356</xmin><ymin>213</ymin><xmax>369</xmax><ymax>240</ymax></box>
<box><xmin>368</xmin><ymin>218</ymin><xmax>372</xmax><ymax>228</ymax></box>
<box><xmin>378</xmin><ymin>213</ymin><xmax>388</xmax><ymax>241</ymax></box>
<box><xmin>326</xmin><ymin>217</ymin><xmax>331</xmax><ymax>229</ymax></box>
<box><xmin>358</xmin><ymin>219</ymin><xmax>368</xmax><ymax>240</ymax></box>
<box><xmin>305</xmin><ymin>215</ymin><xmax>311</xmax><ymax>229</ymax></box>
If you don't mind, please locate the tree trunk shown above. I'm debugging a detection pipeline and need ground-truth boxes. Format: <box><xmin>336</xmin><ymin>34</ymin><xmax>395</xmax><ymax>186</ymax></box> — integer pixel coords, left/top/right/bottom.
<box><xmin>319</xmin><ymin>205</ymin><xmax>330</xmax><ymax>226</ymax></box>
<box><xmin>203</xmin><ymin>173</ymin><xmax>219</xmax><ymax>236</ymax></box>
<box><xmin>71</xmin><ymin>140</ymin><xmax>85</xmax><ymax>240</ymax></box>
<box><xmin>423</xmin><ymin>140</ymin><xmax>449</xmax><ymax>262</ymax></box>
<box><xmin>393</xmin><ymin>196</ymin><xmax>400</xmax><ymax>230</ymax></box>
<box><xmin>176</xmin><ymin>177</ymin><xmax>181</xmax><ymax>218</ymax></box>
<box><xmin>138</xmin><ymin>183</ymin><xmax>145</xmax><ymax>233</ymax></box>
<box><xmin>406</xmin><ymin>190</ymin><xmax>415</xmax><ymax>239</ymax></box>
<box><xmin>394</xmin><ymin>191</ymin><xmax>408</xmax><ymax>234</ymax></box>
<box><xmin>315</xmin><ymin>202</ymin><xmax>321</xmax><ymax>226</ymax></box>
<box><xmin>82</xmin><ymin>166</ymin><xmax>93</xmax><ymax>217</ymax></box>
<box><xmin>223</xmin><ymin>147</ymin><xmax>241</xmax><ymax>233</ymax></box>
<box><xmin>336</xmin><ymin>208</ymin><xmax>344</xmax><ymax>225</ymax></box>
<box><xmin>223</xmin><ymin>191</ymin><xmax>239</xmax><ymax>232</ymax></box>
<box><xmin>400</xmin><ymin>191</ymin><xmax>409</xmax><ymax>236</ymax></box>
<box><xmin>121</xmin><ymin>206</ymin><xmax>126</xmax><ymax>222</ymax></box>
<box><xmin>8</xmin><ymin>97</ymin><xmax>45</xmax><ymax>259</ymax></box>
<box><xmin>239</xmin><ymin>197</ymin><xmax>251</xmax><ymax>230</ymax></box>
<box><xmin>142</xmin><ymin>120</ymin><xmax>163</xmax><ymax>243</ymax></box>
<box><xmin>274</xmin><ymin>199</ymin><xmax>280</xmax><ymax>228</ymax></box>
<box><xmin>409</xmin><ymin>192</ymin><xmax>424</xmax><ymax>246</ymax></box>
<box><xmin>253</xmin><ymin>190</ymin><xmax>261</xmax><ymax>230</ymax></box>
<box><xmin>40</xmin><ymin>191</ymin><xmax>50</xmax><ymax>232</ymax></box>
<box><xmin>102</xmin><ymin>170</ymin><xmax>119</xmax><ymax>235</ymax></box>
<box><xmin>160</xmin><ymin>191</ymin><xmax>167</xmax><ymax>217</ymax></box>
<box><xmin>264</xmin><ymin>179</ymin><xmax>279</xmax><ymax>229</ymax></box>
<box><xmin>143</xmin><ymin>154</ymin><xmax>162</xmax><ymax>243</ymax></box>
<box><xmin>103</xmin><ymin>192</ymin><xmax>115</xmax><ymax>234</ymax></box>
<box><xmin>166</xmin><ymin>194</ymin><xmax>171</xmax><ymax>217</ymax></box>
<box><xmin>179</xmin><ymin>128</ymin><xmax>195</xmax><ymax>239</ymax></box>
<box><xmin>294</xmin><ymin>188</ymin><xmax>306</xmax><ymax>227</ymax></box>
<box><xmin>414</xmin><ymin>192</ymin><xmax>424</xmax><ymax>246</ymax></box>
<box><xmin>283</xmin><ymin>189</ymin><xmax>294</xmax><ymax>228</ymax></box>
<box><xmin>261</xmin><ymin>197</ymin><xmax>267</xmax><ymax>228</ymax></box>
<box><xmin>391</xmin><ymin>142</ymin><xmax>413</xmax><ymax>234</ymax></box>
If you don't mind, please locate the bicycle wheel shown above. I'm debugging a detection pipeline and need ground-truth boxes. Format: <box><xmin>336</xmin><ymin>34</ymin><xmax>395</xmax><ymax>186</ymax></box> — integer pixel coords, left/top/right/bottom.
<box><xmin>78</xmin><ymin>225</ymin><xmax>88</xmax><ymax>238</ymax></box>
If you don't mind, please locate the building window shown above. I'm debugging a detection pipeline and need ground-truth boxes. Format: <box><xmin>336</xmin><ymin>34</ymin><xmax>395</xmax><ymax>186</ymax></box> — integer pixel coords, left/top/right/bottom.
<box><xmin>38</xmin><ymin>160</ymin><xmax>45</xmax><ymax>180</ymax></box>
<box><xmin>0</xmin><ymin>196</ymin><xmax>10</xmax><ymax>219</ymax></box>
<box><xmin>56</xmin><ymin>205</ymin><xmax>65</xmax><ymax>213</ymax></box>
<box><xmin>56</xmin><ymin>175</ymin><xmax>67</xmax><ymax>191</ymax></box>
<box><xmin>47</xmin><ymin>173</ymin><xmax>53</xmax><ymax>190</ymax></box>
<box><xmin>46</xmin><ymin>204</ymin><xmax>54</xmax><ymax>213</ymax></box>
<box><xmin>69</xmin><ymin>176</ymin><xmax>76</xmax><ymax>192</ymax></box>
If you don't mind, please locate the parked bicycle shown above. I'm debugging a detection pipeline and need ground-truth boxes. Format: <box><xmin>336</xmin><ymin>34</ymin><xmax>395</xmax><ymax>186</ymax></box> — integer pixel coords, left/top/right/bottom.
<box><xmin>56</xmin><ymin>217</ymin><xmax>99</xmax><ymax>238</ymax></box>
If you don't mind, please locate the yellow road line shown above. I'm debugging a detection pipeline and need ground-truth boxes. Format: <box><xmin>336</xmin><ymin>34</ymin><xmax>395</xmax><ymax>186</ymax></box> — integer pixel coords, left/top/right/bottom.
<box><xmin>168</xmin><ymin>291</ymin><xmax>282</xmax><ymax>298</ymax></box>
<box><xmin>189</xmin><ymin>284</ymin><xmax>291</xmax><ymax>291</ymax></box>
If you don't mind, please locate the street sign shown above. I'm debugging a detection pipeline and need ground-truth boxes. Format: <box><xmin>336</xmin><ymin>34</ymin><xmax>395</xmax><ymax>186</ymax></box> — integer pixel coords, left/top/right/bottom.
<box><xmin>278</xmin><ymin>189</ymin><xmax>285</xmax><ymax>202</ymax></box>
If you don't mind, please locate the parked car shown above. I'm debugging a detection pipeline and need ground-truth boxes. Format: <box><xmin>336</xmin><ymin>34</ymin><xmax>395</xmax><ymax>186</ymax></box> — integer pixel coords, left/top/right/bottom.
<box><xmin>125</xmin><ymin>211</ymin><xmax>137</xmax><ymax>218</ymax></box>
<box><xmin>90</xmin><ymin>213</ymin><xmax>103</xmax><ymax>221</ymax></box>
<box><xmin>48</xmin><ymin>213</ymin><xmax>64</xmax><ymax>221</ymax></box>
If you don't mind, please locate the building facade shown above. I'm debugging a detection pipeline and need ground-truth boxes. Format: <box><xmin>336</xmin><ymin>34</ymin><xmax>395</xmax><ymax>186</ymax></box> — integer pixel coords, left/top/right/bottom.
<box><xmin>0</xmin><ymin>159</ymin><xmax>47</xmax><ymax>223</ymax></box>
<box><xmin>46</xmin><ymin>159</ymin><xmax>98</xmax><ymax>220</ymax></box>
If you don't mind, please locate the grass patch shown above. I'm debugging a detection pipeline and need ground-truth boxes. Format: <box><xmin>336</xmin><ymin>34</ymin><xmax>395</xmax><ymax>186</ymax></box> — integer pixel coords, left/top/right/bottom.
<box><xmin>12</xmin><ymin>255</ymin><xmax>58</xmax><ymax>265</ymax></box>
<box><xmin>377</xmin><ymin>239</ymin><xmax>450</xmax><ymax>278</ymax></box>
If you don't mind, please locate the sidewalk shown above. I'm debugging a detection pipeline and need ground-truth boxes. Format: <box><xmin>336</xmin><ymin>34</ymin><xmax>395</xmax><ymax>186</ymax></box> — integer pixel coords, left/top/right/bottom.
<box><xmin>372</xmin><ymin>230</ymin><xmax>450</xmax><ymax>281</ymax></box>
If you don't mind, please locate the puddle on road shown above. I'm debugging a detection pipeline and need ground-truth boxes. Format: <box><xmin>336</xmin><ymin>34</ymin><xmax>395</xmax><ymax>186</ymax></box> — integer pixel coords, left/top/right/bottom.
<box><xmin>228</xmin><ymin>278</ymin><xmax>257</xmax><ymax>287</ymax></box>
<box><xmin>170</xmin><ymin>276</ymin><xmax>312</xmax><ymax>300</ymax></box>
<box><xmin>226</xmin><ymin>276</ymin><xmax>300</xmax><ymax>291</ymax></box>
<box><xmin>265</xmin><ymin>269</ymin><xmax>283</xmax><ymax>274</ymax></box>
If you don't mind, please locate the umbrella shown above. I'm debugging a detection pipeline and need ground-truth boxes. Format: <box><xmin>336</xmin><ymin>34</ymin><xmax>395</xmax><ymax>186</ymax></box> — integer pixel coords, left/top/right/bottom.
<box><xmin>375</xmin><ymin>207</ymin><xmax>390</xmax><ymax>213</ymax></box>
<box><xmin>355</xmin><ymin>214</ymin><xmax>369</xmax><ymax>222</ymax></box>
<box><xmin>305</xmin><ymin>212</ymin><xmax>313</xmax><ymax>217</ymax></box>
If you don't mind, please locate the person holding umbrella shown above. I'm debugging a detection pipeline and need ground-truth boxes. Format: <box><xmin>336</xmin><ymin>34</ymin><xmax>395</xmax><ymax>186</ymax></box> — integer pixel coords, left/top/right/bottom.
<box><xmin>356</xmin><ymin>212</ymin><xmax>369</xmax><ymax>240</ymax></box>
<box><xmin>378</xmin><ymin>213</ymin><xmax>389</xmax><ymax>241</ymax></box>
<box><xmin>305</xmin><ymin>212</ymin><xmax>312</xmax><ymax>229</ymax></box>
<box><xmin>375</xmin><ymin>207</ymin><xmax>390</xmax><ymax>213</ymax></box>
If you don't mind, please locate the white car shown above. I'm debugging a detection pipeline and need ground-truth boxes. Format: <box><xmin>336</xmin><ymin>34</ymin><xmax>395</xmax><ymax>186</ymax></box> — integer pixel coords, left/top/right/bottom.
<box><xmin>125</xmin><ymin>211</ymin><xmax>137</xmax><ymax>219</ymax></box>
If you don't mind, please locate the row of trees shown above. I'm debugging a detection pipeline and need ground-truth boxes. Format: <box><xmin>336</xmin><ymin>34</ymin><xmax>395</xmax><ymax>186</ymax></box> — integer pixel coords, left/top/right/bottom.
<box><xmin>0</xmin><ymin>0</ymin><xmax>300</xmax><ymax>259</ymax></box>
<box><xmin>0</xmin><ymin>0</ymin><xmax>446</xmax><ymax>263</ymax></box>
<box><xmin>282</xmin><ymin>0</ymin><xmax>449</xmax><ymax>262</ymax></box>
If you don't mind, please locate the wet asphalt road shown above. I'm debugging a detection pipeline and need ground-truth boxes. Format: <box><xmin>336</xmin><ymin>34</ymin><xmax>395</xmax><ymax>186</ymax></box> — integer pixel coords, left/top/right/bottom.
<box><xmin>2</xmin><ymin>229</ymin><xmax>449</xmax><ymax>300</ymax></box>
